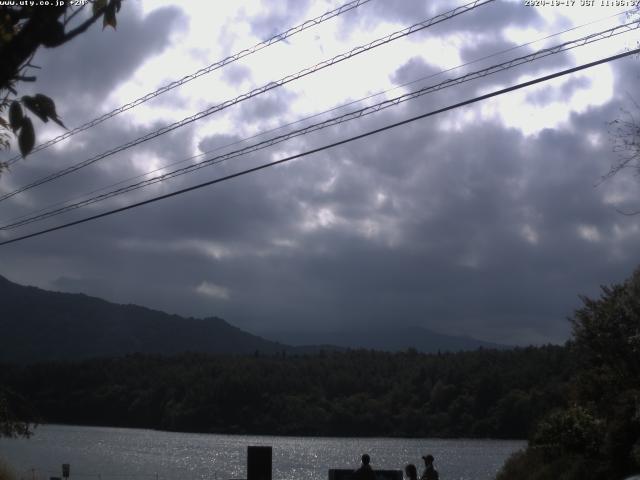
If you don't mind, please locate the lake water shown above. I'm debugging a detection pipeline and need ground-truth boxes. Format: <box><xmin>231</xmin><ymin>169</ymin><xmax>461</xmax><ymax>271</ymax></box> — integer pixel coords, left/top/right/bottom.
<box><xmin>0</xmin><ymin>425</ymin><xmax>524</xmax><ymax>480</ymax></box>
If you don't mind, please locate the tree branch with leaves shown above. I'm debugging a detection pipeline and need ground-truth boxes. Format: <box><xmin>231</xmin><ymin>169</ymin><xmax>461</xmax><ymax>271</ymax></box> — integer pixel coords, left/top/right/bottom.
<box><xmin>0</xmin><ymin>387</ymin><xmax>37</xmax><ymax>439</ymax></box>
<box><xmin>0</xmin><ymin>0</ymin><xmax>123</xmax><ymax>436</ymax></box>
<box><xmin>0</xmin><ymin>0</ymin><xmax>122</xmax><ymax>168</ymax></box>
<box><xmin>605</xmin><ymin>97</ymin><xmax>640</xmax><ymax>215</ymax></box>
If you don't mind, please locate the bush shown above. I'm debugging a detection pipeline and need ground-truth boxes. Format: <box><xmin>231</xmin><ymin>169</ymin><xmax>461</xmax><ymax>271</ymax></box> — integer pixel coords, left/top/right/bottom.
<box><xmin>497</xmin><ymin>268</ymin><xmax>640</xmax><ymax>479</ymax></box>
<box><xmin>0</xmin><ymin>459</ymin><xmax>16</xmax><ymax>480</ymax></box>
<box><xmin>532</xmin><ymin>406</ymin><xmax>603</xmax><ymax>456</ymax></box>
<box><xmin>496</xmin><ymin>448</ymin><xmax>607</xmax><ymax>480</ymax></box>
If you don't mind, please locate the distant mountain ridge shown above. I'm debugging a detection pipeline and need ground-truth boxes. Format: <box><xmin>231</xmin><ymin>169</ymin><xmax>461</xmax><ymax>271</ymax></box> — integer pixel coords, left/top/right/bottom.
<box><xmin>0</xmin><ymin>274</ymin><xmax>507</xmax><ymax>363</ymax></box>
<box><xmin>0</xmin><ymin>274</ymin><xmax>290</xmax><ymax>363</ymax></box>
<box><xmin>267</xmin><ymin>325</ymin><xmax>508</xmax><ymax>353</ymax></box>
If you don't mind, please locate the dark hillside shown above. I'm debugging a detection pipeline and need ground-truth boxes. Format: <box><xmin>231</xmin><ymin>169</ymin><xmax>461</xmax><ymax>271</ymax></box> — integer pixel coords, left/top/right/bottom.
<box><xmin>0</xmin><ymin>275</ymin><xmax>288</xmax><ymax>362</ymax></box>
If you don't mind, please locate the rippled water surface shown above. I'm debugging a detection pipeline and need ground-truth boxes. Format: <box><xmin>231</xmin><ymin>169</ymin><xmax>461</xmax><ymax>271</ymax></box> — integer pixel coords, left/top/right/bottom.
<box><xmin>0</xmin><ymin>425</ymin><xmax>524</xmax><ymax>480</ymax></box>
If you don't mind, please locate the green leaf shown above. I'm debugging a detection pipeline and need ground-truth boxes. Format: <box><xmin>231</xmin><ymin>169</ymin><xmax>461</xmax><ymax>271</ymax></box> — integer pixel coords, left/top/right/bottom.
<box><xmin>33</xmin><ymin>93</ymin><xmax>66</xmax><ymax>128</ymax></box>
<box><xmin>92</xmin><ymin>0</ymin><xmax>107</xmax><ymax>16</ymax></box>
<box><xmin>21</xmin><ymin>96</ymin><xmax>48</xmax><ymax>123</ymax></box>
<box><xmin>18</xmin><ymin>117</ymin><xmax>35</xmax><ymax>157</ymax></box>
<box><xmin>33</xmin><ymin>94</ymin><xmax>55</xmax><ymax>116</ymax></box>
<box><xmin>103</xmin><ymin>1</ymin><xmax>117</xmax><ymax>30</ymax></box>
<box><xmin>8</xmin><ymin>101</ymin><xmax>23</xmax><ymax>132</ymax></box>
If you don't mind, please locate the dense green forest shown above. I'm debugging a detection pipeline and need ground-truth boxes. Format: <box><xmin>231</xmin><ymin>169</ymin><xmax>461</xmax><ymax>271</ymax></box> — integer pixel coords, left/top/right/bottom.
<box><xmin>1</xmin><ymin>345</ymin><xmax>572</xmax><ymax>439</ymax></box>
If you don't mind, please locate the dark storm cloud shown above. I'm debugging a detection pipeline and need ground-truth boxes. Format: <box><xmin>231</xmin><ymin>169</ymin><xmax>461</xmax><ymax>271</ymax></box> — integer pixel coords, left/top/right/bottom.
<box><xmin>193</xmin><ymin>63</ymin><xmax>636</xmax><ymax>342</ymax></box>
<box><xmin>12</xmin><ymin>94</ymin><xmax>632</xmax><ymax>345</ymax></box>
<box><xmin>0</xmin><ymin>114</ymin><xmax>198</xmax><ymax>223</ymax></box>
<box><xmin>1</xmin><ymin>1</ymin><xmax>639</xmax><ymax>347</ymax></box>
<box><xmin>7</xmin><ymin>66</ymin><xmax>638</xmax><ymax>345</ymax></box>
<box><xmin>198</xmin><ymin>133</ymin><xmax>244</xmax><ymax>154</ymax></box>
<box><xmin>236</xmin><ymin>89</ymin><xmax>298</xmax><ymax>124</ymax></box>
<box><xmin>0</xmin><ymin>114</ymin><xmax>629</xmax><ymax>344</ymax></box>
<box><xmin>390</xmin><ymin>57</ymin><xmax>442</xmax><ymax>86</ymax></box>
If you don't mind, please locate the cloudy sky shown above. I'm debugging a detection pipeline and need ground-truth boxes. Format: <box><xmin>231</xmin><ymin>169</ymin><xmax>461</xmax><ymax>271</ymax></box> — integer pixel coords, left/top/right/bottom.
<box><xmin>1</xmin><ymin>0</ymin><xmax>639</xmax><ymax>345</ymax></box>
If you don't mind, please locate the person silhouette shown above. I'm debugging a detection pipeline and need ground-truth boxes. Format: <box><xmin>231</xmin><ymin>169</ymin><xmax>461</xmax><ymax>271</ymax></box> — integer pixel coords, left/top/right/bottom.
<box><xmin>420</xmin><ymin>454</ymin><xmax>439</xmax><ymax>480</ymax></box>
<box><xmin>353</xmin><ymin>454</ymin><xmax>376</xmax><ymax>480</ymax></box>
<box><xmin>404</xmin><ymin>464</ymin><xmax>418</xmax><ymax>480</ymax></box>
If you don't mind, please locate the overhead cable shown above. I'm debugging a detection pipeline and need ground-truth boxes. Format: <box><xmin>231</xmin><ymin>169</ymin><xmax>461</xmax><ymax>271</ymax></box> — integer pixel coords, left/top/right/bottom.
<box><xmin>4</xmin><ymin>9</ymin><xmax>630</xmax><ymax>229</ymax></box>
<box><xmin>3</xmin><ymin>20</ymin><xmax>637</xmax><ymax>230</ymax></box>
<box><xmin>0</xmin><ymin>0</ymin><xmax>495</xmax><ymax>203</ymax></box>
<box><xmin>4</xmin><ymin>0</ymin><xmax>374</xmax><ymax>165</ymax></box>
<box><xmin>0</xmin><ymin>47</ymin><xmax>637</xmax><ymax>247</ymax></box>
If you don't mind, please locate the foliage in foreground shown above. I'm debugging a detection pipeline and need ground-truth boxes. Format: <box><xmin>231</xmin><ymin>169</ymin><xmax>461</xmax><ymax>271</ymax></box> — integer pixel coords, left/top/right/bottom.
<box><xmin>0</xmin><ymin>387</ymin><xmax>36</xmax><ymax>438</ymax></box>
<box><xmin>0</xmin><ymin>345</ymin><xmax>572</xmax><ymax>439</ymax></box>
<box><xmin>0</xmin><ymin>458</ymin><xmax>17</xmax><ymax>480</ymax></box>
<box><xmin>0</xmin><ymin>0</ymin><xmax>122</xmax><ymax>162</ymax></box>
<box><xmin>497</xmin><ymin>268</ymin><xmax>640</xmax><ymax>480</ymax></box>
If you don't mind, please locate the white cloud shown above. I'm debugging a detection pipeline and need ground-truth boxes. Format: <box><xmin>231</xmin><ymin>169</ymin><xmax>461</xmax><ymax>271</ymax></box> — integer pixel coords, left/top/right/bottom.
<box><xmin>578</xmin><ymin>224</ymin><xmax>601</xmax><ymax>243</ymax></box>
<box><xmin>521</xmin><ymin>224</ymin><xmax>539</xmax><ymax>245</ymax></box>
<box><xmin>196</xmin><ymin>281</ymin><xmax>231</xmax><ymax>300</ymax></box>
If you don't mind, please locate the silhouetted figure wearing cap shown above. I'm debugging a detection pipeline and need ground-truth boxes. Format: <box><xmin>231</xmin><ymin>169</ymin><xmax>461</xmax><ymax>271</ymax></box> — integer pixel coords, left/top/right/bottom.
<box><xmin>353</xmin><ymin>454</ymin><xmax>376</xmax><ymax>480</ymax></box>
<box><xmin>404</xmin><ymin>464</ymin><xmax>418</xmax><ymax>480</ymax></box>
<box><xmin>420</xmin><ymin>455</ymin><xmax>438</xmax><ymax>480</ymax></box>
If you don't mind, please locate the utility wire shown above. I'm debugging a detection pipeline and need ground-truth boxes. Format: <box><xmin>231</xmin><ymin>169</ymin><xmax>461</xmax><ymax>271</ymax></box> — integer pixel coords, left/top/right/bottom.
<box><xmin>1</xmin><ymin>47</ymin><xmax>637</xmax><ymax>247</ymax></box>
<box><xmin>3</xmin><ymin>20</ymin><xmax>637</xmax><ymax>231</ymax></box>
<box><xmin>4</xmin><ymin>0</ymin><xmax>373</xmax><ymax>166</ymax></box>
<box><xmin>0</xmin><ymin>0</ymin><xmax>495</xmax><ymax>203</ymax></box>
<box><xmin>3</xmin><ymin>7</ymin><xmax>630</xmax><ymax>228</ymax></box>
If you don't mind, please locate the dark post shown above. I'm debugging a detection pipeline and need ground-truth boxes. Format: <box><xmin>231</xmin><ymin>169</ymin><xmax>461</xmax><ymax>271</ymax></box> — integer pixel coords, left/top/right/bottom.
<box><xmin>247</xmin><ymin>446</ymin><xmax>272</xmax><ymax>480</ymax></box>
<box><xmin>62</xmin><ymin>465</ymin><xmax>70</xmax><ymax>480</ymax></box>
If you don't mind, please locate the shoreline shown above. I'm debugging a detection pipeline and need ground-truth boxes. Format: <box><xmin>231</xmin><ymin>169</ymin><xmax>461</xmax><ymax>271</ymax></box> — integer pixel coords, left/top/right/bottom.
<box><xmin>4</xmin><ymin>423</ymin><xmax>528</xmax><ymax>443</ymax></box>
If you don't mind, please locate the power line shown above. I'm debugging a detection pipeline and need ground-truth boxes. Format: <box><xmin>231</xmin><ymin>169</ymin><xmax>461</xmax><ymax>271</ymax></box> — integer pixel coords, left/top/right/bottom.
<box><xmin>4</xmin><ymin>7</ymin><xmax>629</xmax><ymax>228</ymax></box>
<box><xmin>0</xmin><ymin>0</ymin><xmax>495</xmax><ymax>203</ymax></box>
<box><xmin>4</xmin><ymin>0</ymin><xmax>374</xmax><ymax>166</ymax></box>
<box><xmin>4</xmin><ymin>9</ymin><xmax>627</xmax><ymax>229</ymax></box>
<box><xmin>1</xmin><ymin>47</ymin><xmax>637</xmax><ymax>248</ymax></box>
<box><xmin>3</xmin><ymin>19</ymin><xmax>637</xmax><ymax>231</ymax></box>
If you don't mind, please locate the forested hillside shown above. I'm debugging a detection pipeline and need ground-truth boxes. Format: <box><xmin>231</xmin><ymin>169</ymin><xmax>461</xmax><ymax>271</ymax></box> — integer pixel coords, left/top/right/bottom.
<box><xmin>0</xmin><ymin>275</ymin><xmax>289</xmax><ymax>362</ymax></box>
<box><xmin>0</xmin><ymin>275</ymin><xmax>502</xmax><ymax>362</ymax></box>
<box><xmin>1</xmin><ymin>346</ymin><xmax>572</xmax><ymax>438</ymax></box>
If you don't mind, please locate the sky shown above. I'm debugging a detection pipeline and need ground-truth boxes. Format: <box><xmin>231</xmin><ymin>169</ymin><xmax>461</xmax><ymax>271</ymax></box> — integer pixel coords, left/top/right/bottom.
<box><xmin>1</xmin><ymin>0</ymin><xmax>639</xmax><ymax>345</ymax></box>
